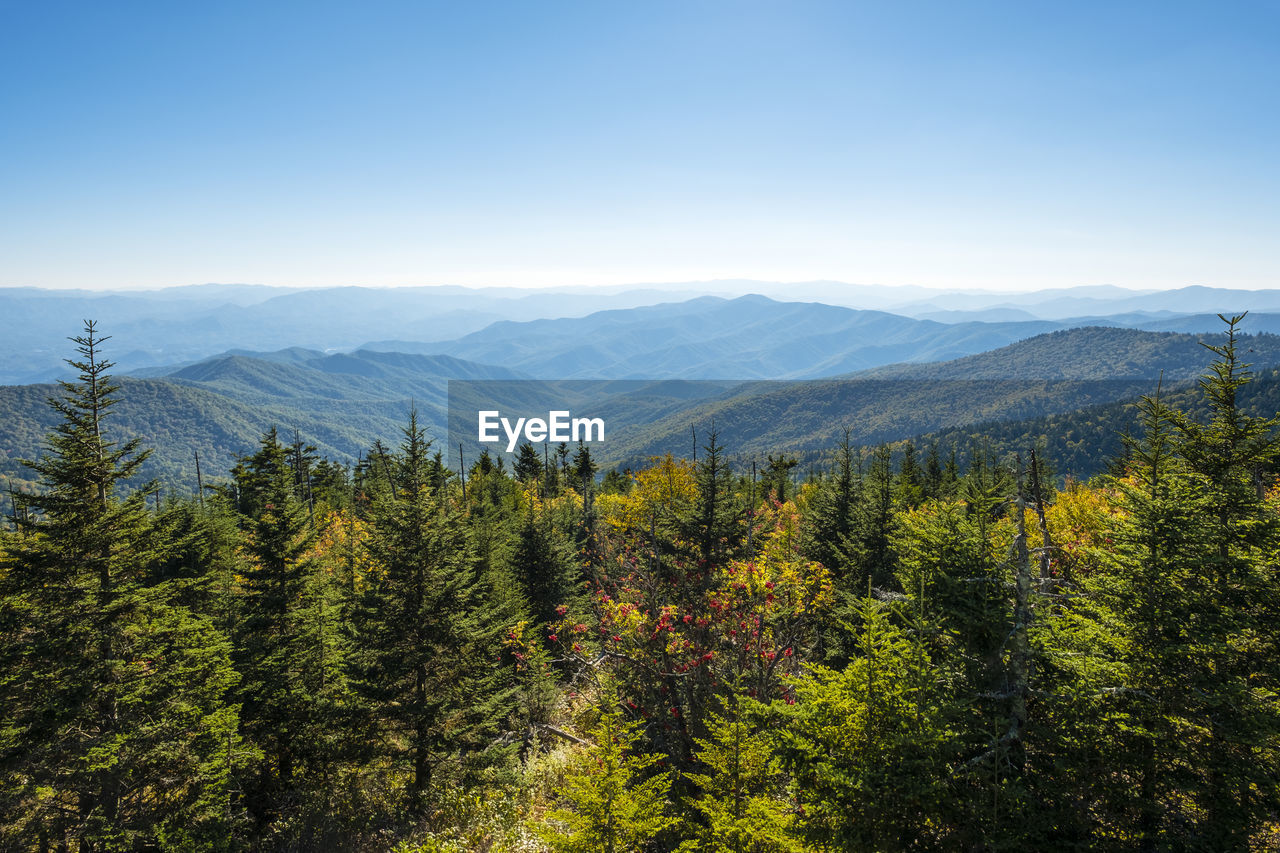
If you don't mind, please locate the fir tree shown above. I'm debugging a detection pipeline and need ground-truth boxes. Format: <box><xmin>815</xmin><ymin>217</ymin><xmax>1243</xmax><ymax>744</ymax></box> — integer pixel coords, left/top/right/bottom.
<box><xmin>1077</xmin><ymin>386</ymin><xmax>1220</xmax><ymax>847</ymax></box>
<box><xmin>351</xmin><ymin>411</ymin><xmax>519</xmax><ymax>812</ymax></box>
<box><xmin>0</xmin><ymin>322</ymin><xmax>244</xmax><ymax>849</ymax></box>
<box><xmin>896</xmin><ymin>440</ymin><xmax>924</xmax><ymax>508</ymax></box>
<box><xmin>601</xmin><ymin>468</ymin><xmax>633</xmax><ymax>495</ymax></box>
<box><xmin>763</xmin><ymin>454</ymin><xmax>798</xmax><ymax>504</ymax></box>
<box><xmin>1158</xmin><ymin>317</ymin><xmax>1280</xmax><ymax>846</ymax></box>
<box><xmin>679</xmin><ymin>686</ymin><xmax>801</xmax><ymax>853</ymax></box>
<box><xmin>850</xmin><ymin>444</ymin><xmax>897</xmax><ymax>592</ymax></box>
<box><xmin>571</xmin><ymin>442</ymin><xmax>599</xmax><ymax>488</ymax></box>
<box><xmin>512</xmin><ymin>505</ymin><xmax>578</xmax><ymax>626</ymax></box>
<box><xmin>923</xmin><ymin>441</ymin><xmax>944</xmax><ymax>500</ymax></box>
<box><xmin>802</xmin><ymin>430</ymin><xmax>856</xmax><ymax>578</ymax></box>
<box><xmin>776</xmin><ymin>597</ymin><xmax>951</xmax><ymax>851</ymax></box>
<box><xmin>682</xmin><ymin>428</ymin><xmax>743</xmax><ymax>568</ymax></box>
<box><xmin>514</xmin><ymin>441</ymin><xmax>543</xmax><ymax>484</ymax></box>
<box><xmin>540</xmin><ymin>678</ymin><xmax>676</xmax><ymax>852</ymax></box>
<box><xmin>230</xmin><ymin>427</ymin><xmax>340</xmax><ymax>827</ymax></box>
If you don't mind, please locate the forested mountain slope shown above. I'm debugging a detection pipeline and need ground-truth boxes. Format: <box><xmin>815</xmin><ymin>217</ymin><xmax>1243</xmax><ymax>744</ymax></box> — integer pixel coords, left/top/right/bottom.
<box><xmin>859</xmin><ymin>325</ymin><xmax>1280</xmax><ymax>380</ymax></box>
<box><xmin>0</xmin><ymin>350</ymin><xmax>526</xmax><ymax>502</ymax></box>
<box><xmin>0</xmin><ymin>378</ymin><xmax>410</xmax><ymax>502</ymax></box>
<box><xmin>7</xmin><ymin>323</ymin><xmax>1280</xmax><ymax>503</ymax></box>
<box><xmin>895</xmin><ymin>364</ymin><xmax>1280</xmax><ymax>480</ymax></box>
<box><xmin>597</xmin><ymin>326</ymin><xmax>1280</xmax><ymax>466</ymax></box>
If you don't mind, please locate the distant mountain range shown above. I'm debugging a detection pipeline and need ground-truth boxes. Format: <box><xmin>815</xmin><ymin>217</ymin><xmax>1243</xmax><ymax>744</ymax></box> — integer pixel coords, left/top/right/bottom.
<box><xmin>7</xmin><ymin>282</ymin><xmax>1280</xmax><ymax>385</ymax></box>
<box><xmin>0</xmin><ymin>284</ymin><xmax>713</xmax><ymax>384</ymax></box>
<box><xmin>589</xmin><ymin>325</ymin><xmax>1280</xmax><ymax>467</ymax></box>
<box><xmin>392</xmin><ymin>295</ymin><xmax>1066</xmax><ymax>379</ymax></box>
<box><xmin>5</xmin><ymin>315</ymin><xmax>1276</xmax><ymax>503</ymax></box>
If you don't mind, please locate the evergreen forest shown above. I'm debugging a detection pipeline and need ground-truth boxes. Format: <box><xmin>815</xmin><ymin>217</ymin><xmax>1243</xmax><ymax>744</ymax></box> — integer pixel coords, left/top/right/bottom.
<box><xmin>5</xmin><ymin>318</ymin><xmax>1280</xmax><ymax>852</ymax></box>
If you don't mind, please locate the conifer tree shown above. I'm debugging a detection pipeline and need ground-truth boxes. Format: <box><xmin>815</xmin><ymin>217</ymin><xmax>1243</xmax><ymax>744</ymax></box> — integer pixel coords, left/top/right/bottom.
<box><xmin>682</xmin><ymin>429</ymin><xmax>743</xmax><ymax>568</ymax></box>
<box><xmin>923</xmin><ymin>441</ymin><xmax>944</xmax><ymax>500</ymax></box>
<box><xmin>540</xmin><ymin>678</ymin><xmax>676</xmax><ymax>852</ymax></box>
<box><xmin>763</xmin><ymin>454</ymin><xmax>798</xmax><ymax>504</ymax></box>
<box><xmin>942</xmin><ymin>444</ymin><xmax>961</xmax><ymax>493</ymax></box>
<box><xmin>351</xmin><ymin>412</ymin><xmax>519</xmax><ymax>812</ymax></box>
<box><xmin>571</xmin><ymin>441</ymin><xmax>598</xmax><ymax>489</ymax></box>
<box><xmin>1147</xmin><ymin>317</ymin><xmax>1280</xmax><ymax>846</ymax></box>
<box><xmin>850</xmin><ymin>444</ymin><xmax>897</xmax><ymax>592</ymax></box>
<box><xmin>803</xmin><ymin>433</ymin><xmax>861</xmax><ymax>661</ymax></box>
<box><xmin>0</xmin><ymin>322</ymin><xmax>243</xmax><ymax>849</ymax></box>
<box><xmin>803</xmin><ymin>431</ymin><xmax>856</xmax><ymax>578</ymax></box>
<box><xmin>230</xmin><ymin>427</ymin><xmax>344</xmax><ymax>828</ymax></box>
<box><xmin>1072</xmin><ymin>386</ymin><xmax>1219</xmax><ymax>847</ymax></box>
<box><xmin>776</xmin><ymin>597</ymin><xmax>950</xmax><ymax>850</ymax></box>
<box><xmin>601</xmin><ymin>468</ymin><xmax>633</xmax><ymax>495</ymax></box>
<box><xmin>512</xmin><ymin>504</ymin><xmax>578</xmax><ymax>626</ymax></box>
<box><xmin>896</xmin><ymin>440</ymin><xmax>924</xmax><ymax>508</ymax></box>
<box><xmin>679</xmin><ymin>686</ymin><xmax>801</xmax><ymax>853</ymax></box>
<box><xmin>894</xmin><ymin>498</ymin><xmax>1008</xmax><ymax>693</ymax></box>
<box><xmin>515</xmin><ymin>441</ymin><xmax>543</xmax><ymax>484</ymax></box>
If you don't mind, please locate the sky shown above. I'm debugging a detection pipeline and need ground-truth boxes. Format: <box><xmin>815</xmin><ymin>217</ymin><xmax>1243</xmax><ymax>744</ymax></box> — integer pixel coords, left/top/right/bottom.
<box><xmin>2</xmin><ymin>0</ymin><xmax>1278</xmax><ymax>293</ymax></box>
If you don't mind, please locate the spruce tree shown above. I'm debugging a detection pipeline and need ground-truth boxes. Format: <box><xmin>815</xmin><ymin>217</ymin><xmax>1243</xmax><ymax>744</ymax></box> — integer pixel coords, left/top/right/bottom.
<box><xmin>571</xmin><ymin>441</ymin><xmax>598</xmax><ymax>489</ymax></box>
<box><xmin>512</xmin><ymin>505</ymin><xmax>578</xmax><ymax>627</ymax></box>
<box><xmin>776</xmin><ymin>597</ymin><xmax>950</xmax><ymax>850</ymax></box>
<box><xmin>0</xmin><ymin>322</ymin><xmax>243</xmax><ymax>850</ymax></box>
<box><xmin>230</xmin><ymin>427</ymin><xmax>341</xmax><ymax>827</ymax></box>
<box><xmin>540</xmin><ymin>678</ymin><xmax>676</xmax><ymax>852</ymax></box>
<box><xmin>682</xmin><ymin>429</ymin><xmax>743</xmax><ymax>569</ymax></box>
<box><xmin>679</xmin><ymin>686</ymin><xmax>801</xmax><ymax>853</ymax></box>
<box><xmin>923</xmin><ymin>441</ymin><xmax>944</xmax><ymax>500</ymax></box>
<box><xmin>1162</xmin><ymin>316</ymin><xmax>1280</xmax><ymax>846</ymax></box>
<box><xmin>1075</xmin><ymin>387</ymin><xmax>1219</xmax><ymax>847</ymax></box>
<box><xmin>763</xmin><ymin>454</ymin><xmax>798</xmax><ymax>504</ymax></box>
<box><xmin>802</xmin><ymin>430</ymin><xmax>856</xmax><ymax>578</ymax></box>
<box><xmin>896</xmin><ymin>440</ymin><xmax>924</xmax><ymax>508</ymax></box>
<box><xmin>850</xmin><ymin>444</ymin><xmax>897</xmax><ymax>592</ymax></box>
<box><xmin>351</xmin><ymin>411</ymin><xmax>519</xmax><ymax>812</ymax></box>
<box><xmin>515</xmin><ymin>441</ymin><xmax>543</xmax><ymax>484</ymax></box>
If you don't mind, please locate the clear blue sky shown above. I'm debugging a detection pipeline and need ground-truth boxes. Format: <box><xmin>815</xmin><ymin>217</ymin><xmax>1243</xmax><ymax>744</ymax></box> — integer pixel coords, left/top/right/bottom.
<box><xmin>2</xmin><ymin>0</ymin><xmax>1277</xmax><ymax>291</ymax></box>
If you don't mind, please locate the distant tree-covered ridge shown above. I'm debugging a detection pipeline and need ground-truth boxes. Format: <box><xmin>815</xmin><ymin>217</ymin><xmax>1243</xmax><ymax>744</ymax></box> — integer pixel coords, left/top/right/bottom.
<box><xmin>8</xmin><ymin>324</ymin><xmax>1280</xmax><ymax>517</ymax></box>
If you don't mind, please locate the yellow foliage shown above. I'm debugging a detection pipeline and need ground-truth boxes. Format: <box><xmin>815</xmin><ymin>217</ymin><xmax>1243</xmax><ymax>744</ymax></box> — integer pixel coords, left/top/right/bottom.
<box><xmin>305</xmin><ymin>509</ymin><xmax>377</xmax><ymax>590</ymax></box>
<box><xmin>519</xmin><ymin>482</ymin><xmax>585</xmax><ymax>518</ymax></box>
<box><xmin>1043</xmin><ymin>480</ymin><xmax>1119</xmax><ymax>560</ymax></box>
<box><xmin>597</xmin><ymin>454</ymin><xmax>697</xmax><ymax>531</ymax></box>
<box><xmin>718</xmin><ymin>501</ymin><xmax>834</xmax><ymax>619</ymax></box>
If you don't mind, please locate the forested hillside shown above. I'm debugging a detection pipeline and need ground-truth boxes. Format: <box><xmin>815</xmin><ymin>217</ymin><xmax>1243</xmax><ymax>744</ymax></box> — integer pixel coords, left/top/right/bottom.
<box><xmin>0</xmin><ymin>376</ymin><xmax>410</xmax><ymax>505</ymax></box>
<box><xmin>4</xmin><ymin>319</ymin><xmax>1280</xmax><ymax>851</ymax></box>
<box><xmin>597</xmin><ymin>327</ymin><xmax>1280</xmax><ymax>466</ymax></box>
<box><xmin>0</xmin><ymin>351</ymin><xmax>525</xmax><ymax>509</ymax></box>
<box><xmin>903</xmin><ymin>364</ymin><xmax>1280</xmax><ymax>481</ymax></box>
<box><xmin>11</xmin><ymin>325</ymin><xmax>1280</xmax><ymax>514</ymax></box>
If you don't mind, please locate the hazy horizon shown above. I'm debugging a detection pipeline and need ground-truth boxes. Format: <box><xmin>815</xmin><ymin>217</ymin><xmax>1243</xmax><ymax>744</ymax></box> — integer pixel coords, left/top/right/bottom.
<box><xmin>0</xmin><ymin>279</ymin><xmax>1261</xmax><ymax>296</ymax></box>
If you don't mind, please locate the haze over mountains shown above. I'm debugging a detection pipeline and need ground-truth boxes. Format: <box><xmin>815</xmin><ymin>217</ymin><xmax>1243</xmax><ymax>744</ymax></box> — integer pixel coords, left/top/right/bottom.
<box><xmin>7</xmin><ymin>281</ymin><xmax>1280</xmax><ymax>385</ymax></box>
